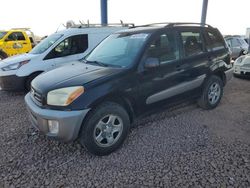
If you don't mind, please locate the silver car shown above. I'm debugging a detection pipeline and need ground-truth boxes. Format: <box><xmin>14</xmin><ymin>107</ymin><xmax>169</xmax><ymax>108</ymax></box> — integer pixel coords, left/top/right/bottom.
<box><xmin>225</xmin><ymin>36</ymin><xmax>248</xmax><ymax>59</ymax></box>
<box><xmin>234</xmin><ymin>54</ymin><xmax>250</xmax><ymax>77</ymax></box>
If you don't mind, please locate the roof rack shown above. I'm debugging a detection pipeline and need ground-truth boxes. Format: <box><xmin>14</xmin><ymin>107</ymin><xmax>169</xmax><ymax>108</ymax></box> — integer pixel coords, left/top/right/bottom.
<box><xmin>67</xmin><ymin>20</ymin><xmax>134</xmax><ymax>29</ymax></box>
<box><xmin>11</xmin><ymin>27</ymin><xmax>32</xmax><ymax>31</ymax></box>
<box><xmin>133</xmin><ymin>22</ymin><xmax>213</xmax><ymax>28</ymax></box>
<box><xmin>166</xmin><ymin>22</ymin><xmax>213</xmax><ymax>28</ymax></box>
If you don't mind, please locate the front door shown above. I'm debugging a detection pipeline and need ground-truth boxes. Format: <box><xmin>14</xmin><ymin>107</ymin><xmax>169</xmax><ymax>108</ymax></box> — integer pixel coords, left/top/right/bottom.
<box><xmin>136</xmin><ymin>30</ymin><xmax>183</xmax><ymax>112</ymax></box>
<box><xmin>3</xmin><ymin>32</ymin><xmax>31</xmax><ymax>56</ymax></box>
<box><xmin>52</xmin><ymin>34</ymin><xmax>89</xmax><ymax>68</ymax></box>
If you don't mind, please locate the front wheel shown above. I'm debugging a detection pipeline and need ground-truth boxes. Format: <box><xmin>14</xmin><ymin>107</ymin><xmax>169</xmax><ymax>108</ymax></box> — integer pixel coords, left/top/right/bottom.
<box><xmin>79</xmin><ymin>102</ymin><xmax>130</xmax><ymax>156</ymax></box>
<box><xmin>198</xmin><ymin>75</ymin><xmax>223</xmax><ymax>110</ymax></box>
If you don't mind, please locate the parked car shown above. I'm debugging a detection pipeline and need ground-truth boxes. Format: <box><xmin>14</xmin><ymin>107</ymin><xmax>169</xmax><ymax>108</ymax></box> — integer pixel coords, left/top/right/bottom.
<box><xmin>0</xmin><ymin>28</ymin><xmax>36</xmax><ymax>60</ymax></box>
<box><xmin>225</xmin><ymin>36</ymin><xmax>248</xmax><ymax>59</ymax></box>
<box><xmin>25</xmin><ymin>23</ymin><xmax>233</xmax><ymax>156</ymax></box>
<box><xmin>233</xmin><ymin>54</ymin><xmax>250</xmax><ymax>77</ymax></box>
<box><xmin>0</xmin><ymin>24</ymin><xmax>132</xmax><ymax>91</ymax></box>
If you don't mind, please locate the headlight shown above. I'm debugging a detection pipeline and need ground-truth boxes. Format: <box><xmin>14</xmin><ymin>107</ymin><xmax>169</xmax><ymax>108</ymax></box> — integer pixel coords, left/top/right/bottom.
<box><xmin>1</xmin><ymin>60</ymin><xmax>30</xmax><ymax>71</ymax></box>
<box><xmin>235</xmin><ymin>57</ymin><xmax>244</xmax><ymax>64</ymax></box>
<box><xmin>47</xmin><ymin>86</ymin><xmax>84</xmax><ymax>106</ymax></box>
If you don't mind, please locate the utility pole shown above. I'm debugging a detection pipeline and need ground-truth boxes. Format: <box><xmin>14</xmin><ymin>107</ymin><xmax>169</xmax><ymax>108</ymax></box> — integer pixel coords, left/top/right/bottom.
<box><xmin>101</xmin><ymin>0</ymin><xmax>108</xmax><ymax>25</ymax></box>
<box><xmin>201</xmin><ymin>0</ymin><xmax>208</xmax><ymax>26</ymax></box>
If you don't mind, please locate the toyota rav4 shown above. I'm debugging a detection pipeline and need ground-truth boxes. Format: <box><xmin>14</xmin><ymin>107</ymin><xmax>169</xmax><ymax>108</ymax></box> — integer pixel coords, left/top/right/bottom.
<box><xmin>25</xmin><ymin>23</ymin><xmax>233</xmax><ymax>156</ymax></box>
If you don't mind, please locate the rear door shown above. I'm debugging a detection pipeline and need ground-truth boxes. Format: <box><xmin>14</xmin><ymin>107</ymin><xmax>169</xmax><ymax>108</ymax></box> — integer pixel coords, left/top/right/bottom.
<box><xmin>3</xmin><ymin>31</ymin><xmax>30</xmax><ymax>56</ymax></box>
<box><xmin>176</xmin><ymin>27</ymin><xmax>209</xmax><ymax>86</ymax></box>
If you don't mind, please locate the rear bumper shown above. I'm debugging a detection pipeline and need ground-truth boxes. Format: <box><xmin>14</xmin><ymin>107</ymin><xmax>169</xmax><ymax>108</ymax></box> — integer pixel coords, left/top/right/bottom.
<box><xmin>0</xmin><ymin>75</ymin><xmax>26</xmax><ymax>91</ymax></box>
<box><xmin>25</xmin><ymin>93</ymin><xmax>90</xmax><ymax>142</ymax></box>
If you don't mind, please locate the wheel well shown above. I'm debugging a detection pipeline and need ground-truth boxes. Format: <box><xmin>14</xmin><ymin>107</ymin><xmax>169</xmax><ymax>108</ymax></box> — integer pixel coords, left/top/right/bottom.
<box><xmin>27</xmin><ymin>71</ymin><xmax>43</xmax><ymax>80</ymax></box>
<box><xmin>0</xmin><ymin>50</ymin><xmax>8</xmax><ymax>58</ymax></box>
<box><xmin>25</xmin><ymin>71</ymin><xmax>43</xmax><ymax>89</ymax></box>
<box><xmin>213</xmin><ymin>71</ymin><xmax>226</xmax><ymax>86</ymax></box>
<box><xmin>89</xmin><ymin>94</ymin><xmax>135</xmax><ymax>124</ymax></box>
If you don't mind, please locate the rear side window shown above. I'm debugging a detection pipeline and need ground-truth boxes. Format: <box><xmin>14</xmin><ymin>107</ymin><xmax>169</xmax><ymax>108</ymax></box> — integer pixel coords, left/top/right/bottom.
<box><xmin>205</xmin><ymin>29</ymin><xmax>225</xmax><ymax>50</ymax></box>
<box><xmin>7</xmin><ymin>32</ymin><xmax>25</xmax><ymax>41</ymax></box>
<box><xmin>145</xmin><ymin>32</ymin><xmax>179</xmax><ymax>64</ymax></box>
<box><xmin>180</xmin><ymin>31</ymin><xmax>204</xmax><ymax>57</ymax></box>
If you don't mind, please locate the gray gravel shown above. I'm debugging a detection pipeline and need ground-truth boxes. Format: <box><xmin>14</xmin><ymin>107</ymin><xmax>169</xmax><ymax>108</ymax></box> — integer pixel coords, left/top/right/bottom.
<box><xmin>0</xmin><ymin>77</ymin><xmax>250</xmax><ymax>188</ymax></box>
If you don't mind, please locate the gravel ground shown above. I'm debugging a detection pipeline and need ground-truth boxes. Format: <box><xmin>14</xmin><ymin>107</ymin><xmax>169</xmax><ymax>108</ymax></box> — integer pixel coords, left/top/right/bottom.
<box><xmin>0</xmin><ymin>77</ymin><xmax>250</xmax><ymax>188</ymax></box>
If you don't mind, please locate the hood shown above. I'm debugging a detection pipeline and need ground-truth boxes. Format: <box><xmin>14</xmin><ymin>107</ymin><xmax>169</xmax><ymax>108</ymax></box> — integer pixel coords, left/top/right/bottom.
<box><xmin>32</xmin><ymin>62</ymin><xmax>122</xmax><ymax>94</ymax></box>
<box><xmin>0</xmin><ymin>53</ymin><xmax>38</xmax><ymax>68</ymax></box>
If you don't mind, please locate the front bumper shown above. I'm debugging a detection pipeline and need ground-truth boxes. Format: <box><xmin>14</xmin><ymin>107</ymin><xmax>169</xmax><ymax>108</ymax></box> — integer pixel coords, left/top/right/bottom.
<box><xmin>25</xmin><ymin>93</ymin><xmax>90</xmax><ymax>142</ymax></box>
<box><xmin>225</xmin><ymin>68</ymin><xmax>233</xmax><ymax>83</ymax></box>
<box><xmin>233</xmin><ymin>65</ymin><xmax>250</xmax><ymax>76</ymax></box>
<box><xmin>0</xmin><ymin>75</ymin><xmax>26</xmax><ymax>91</ymax></box>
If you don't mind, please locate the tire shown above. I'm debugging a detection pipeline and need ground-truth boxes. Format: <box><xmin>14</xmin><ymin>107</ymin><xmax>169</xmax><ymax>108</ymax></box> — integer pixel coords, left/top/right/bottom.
<box><xmin>79</xmin><ymin>102</ymin><xmax>130</xmax><ymax>156</ymax></box>
<box><xmin>198</xmin><ymin>75</ymin><xmax>224</xmax><ymax>110</ymax></box>
<box><xmin>0</xmin><ymin>51</ymin><xmax>8</xmax><ymax>60</ymax></box>
<box><xmin>25</xmin><ymin>72</ymin><xmax>41</xmax><ymax>91</ymax></box>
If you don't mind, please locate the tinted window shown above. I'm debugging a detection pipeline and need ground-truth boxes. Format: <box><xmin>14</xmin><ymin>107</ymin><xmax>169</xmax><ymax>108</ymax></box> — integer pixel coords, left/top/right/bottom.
<box><xmin>145</xmin><ymin>32</ymin><xmax>179</xmax><ymax>64</ymax></box>
<box><xmin>205</xmin><ymin>30</ymin><xmax>224</xmax><ymax>50</ymax></box>
<box><xmin>7</xmin><ymin>32</ymin><xmax>25</xmax><ymax>41</ymax></box>
<box><xmin>46</xmin><ymin>34</ymin><xmax>88</xmax><ymax>59</ymax></box>
<box><xmin>181</xmin><ymin>31</ymin><xmax>204</xmax><ymax>57</ymax></box>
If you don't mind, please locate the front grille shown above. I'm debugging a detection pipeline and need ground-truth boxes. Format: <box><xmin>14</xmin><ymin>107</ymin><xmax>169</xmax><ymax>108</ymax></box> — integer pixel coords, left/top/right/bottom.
<box><xmin>31</xmin><ymin>87</ymin><xmax>43</xmax><ymax>106</ymax></box>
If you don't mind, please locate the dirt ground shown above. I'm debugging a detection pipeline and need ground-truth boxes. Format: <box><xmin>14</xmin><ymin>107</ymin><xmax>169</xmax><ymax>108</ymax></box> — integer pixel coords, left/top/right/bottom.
<box><xmin>0</xmin><ymin>76</ymin><xmax>249</xmax><ymax>187</ymax></box>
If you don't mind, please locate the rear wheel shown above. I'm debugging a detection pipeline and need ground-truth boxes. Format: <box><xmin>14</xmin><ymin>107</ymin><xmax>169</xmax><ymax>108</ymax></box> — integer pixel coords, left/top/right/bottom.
<box><xmin>79</xmin><ymin>102</ymin><xmax>130</xmax><ymax>156</ymax></box>
<box><xmin>198</xmin><ymin>75</ymin><xmax>223</xmax><ymax>109</ymax></box>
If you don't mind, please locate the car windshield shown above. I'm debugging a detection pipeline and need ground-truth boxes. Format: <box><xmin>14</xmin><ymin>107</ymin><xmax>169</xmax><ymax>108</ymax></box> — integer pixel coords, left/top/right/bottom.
<box><xmin>85</xmin><ymin>32</ymin><xmax>149</xmax><ymax>67</ymax></box>
<box><xmin>0</xmin><ymin>32</ymin><xmax>7</xmax><ymax>39</ymax></box>
<box><xmin>30</xmin><ymin>34</ymin><xmax>63</xmax><ymax>54</ymax></box>
<box><xmin>238</xmin><ymin>38</ymin><xmax>248</xmax><ymax>46</ymax></box>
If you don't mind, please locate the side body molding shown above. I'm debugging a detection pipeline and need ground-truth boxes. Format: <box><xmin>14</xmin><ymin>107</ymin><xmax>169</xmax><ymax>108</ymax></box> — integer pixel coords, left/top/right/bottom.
<box><xmin>146</xmin><ymin>75</ymin><xmax>206</xmax><ymax>104</ymax></box>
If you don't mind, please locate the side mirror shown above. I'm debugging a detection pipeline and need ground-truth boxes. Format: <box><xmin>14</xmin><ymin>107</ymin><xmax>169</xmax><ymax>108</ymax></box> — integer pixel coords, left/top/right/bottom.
<box><xmin>144</xmin><ymin>57</ymin><xmax>160</xmax><ymax>69</ymax></box>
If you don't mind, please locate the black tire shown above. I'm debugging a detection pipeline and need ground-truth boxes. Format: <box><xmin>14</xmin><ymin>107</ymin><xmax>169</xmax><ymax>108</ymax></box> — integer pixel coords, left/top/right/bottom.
<box><xmin>0</xmin><ymin>51</ymin><xmax>8</xmax><ymax>60</ymax></box>
<box><xmin>79</xmin><ymin>102</ymin><xmax>130</xmax><ymax>156</ymax></box>
<box><xmin>25</xmin><ymin>72</ymin><xmax>41</xmax><ymax>91</ymax></box>
<box><xmin>198</xmin><ymin>75</ymin><xmax>223</xmax><ymax>110</ymax></box>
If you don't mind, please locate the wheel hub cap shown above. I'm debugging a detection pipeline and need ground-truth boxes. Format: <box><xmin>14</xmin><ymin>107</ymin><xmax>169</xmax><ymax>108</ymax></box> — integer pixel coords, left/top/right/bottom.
<box><xmin>94</xmin><ymin>114</ymin><xmax>123</xmax><ymax>147</ymax></box>
<box><xmin>208</xmin><ymin>82</ymin><xmax>221</xmax><ymax>105</ymax></box>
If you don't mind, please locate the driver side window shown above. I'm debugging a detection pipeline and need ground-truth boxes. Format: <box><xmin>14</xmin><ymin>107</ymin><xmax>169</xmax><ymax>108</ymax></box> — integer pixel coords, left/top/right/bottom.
<box><xmin>6</xmin><ymin>32</ymin><xmax>25</xmax><ymax>41</ymax></box>
<box><xmin>45</xmin><ymin>34</ymin><xmax>88</xmax><ymax>59</ymax></box>
<box><xmin>144</xmin><ymin>32</ymin><xmax>179</xmax><ymax>64</ymax></box>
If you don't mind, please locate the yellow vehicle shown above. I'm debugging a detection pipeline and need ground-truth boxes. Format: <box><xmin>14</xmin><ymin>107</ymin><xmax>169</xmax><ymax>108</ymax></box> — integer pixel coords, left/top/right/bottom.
<box><xmin>0</xmin><ymin>28</ymin><xmax>36</xmax><ymax>60</ymax></box>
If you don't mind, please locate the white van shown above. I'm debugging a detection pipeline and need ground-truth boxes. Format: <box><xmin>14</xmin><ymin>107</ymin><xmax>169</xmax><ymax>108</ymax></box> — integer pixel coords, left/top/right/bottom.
<box><xmin>0</xmin><ymin>24</ymin><xmax>131</xmax><ymax>91</ymax></box>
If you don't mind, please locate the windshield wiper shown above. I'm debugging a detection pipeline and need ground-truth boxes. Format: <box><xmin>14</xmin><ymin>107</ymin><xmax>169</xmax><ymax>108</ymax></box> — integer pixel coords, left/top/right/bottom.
<box><xmin>84</xmin><ymin>60</ymin><xmax>108</xmax><ymax>67</ymax></box>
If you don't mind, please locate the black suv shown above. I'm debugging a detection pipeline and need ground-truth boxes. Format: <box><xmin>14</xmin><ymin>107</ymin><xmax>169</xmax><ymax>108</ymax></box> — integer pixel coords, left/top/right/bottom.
<box><xmin>25</xmin><ymin>23</ymin><xmax>233</xmax><ymax>156</ymax></box>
